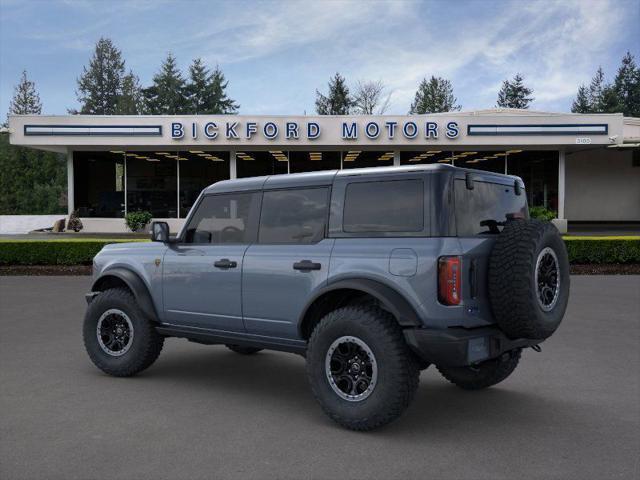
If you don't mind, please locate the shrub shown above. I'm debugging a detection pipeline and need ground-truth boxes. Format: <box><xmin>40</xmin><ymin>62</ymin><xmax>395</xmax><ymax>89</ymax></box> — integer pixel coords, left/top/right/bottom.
<box><xmin>0</xmin><ymin>239</ymin><xmax>148</xmax><ymax>265</ymax></box>
<box><xmin>67</xmin><ymin>210</ymin><xmax>83</xmax><ymax>232</ymax></box>
<box><xmin>125</xmin><ymin>211</ymin><xmax>153</xmax><ymax>232</ymax></box>
<box><xmin>529</xmin><ymin>206</ymin><xmax>557</xmax><ymax>221</ymax></box>
<box><xmin>563</xmin><ymin>237</ymin><xmax>640</xmax><ymax>264</ymax></box>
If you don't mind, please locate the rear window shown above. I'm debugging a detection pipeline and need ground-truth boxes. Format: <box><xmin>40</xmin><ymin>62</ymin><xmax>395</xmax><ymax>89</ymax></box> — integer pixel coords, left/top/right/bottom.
<box><xmin>455</xmin><ymin>179</ymin><xmax>528</xmax><ymax>236</ymax></box>
<box><xmin>343</xmin><ymin>179</ymin><xmax>424</xmax><ymax>233</ymax></box>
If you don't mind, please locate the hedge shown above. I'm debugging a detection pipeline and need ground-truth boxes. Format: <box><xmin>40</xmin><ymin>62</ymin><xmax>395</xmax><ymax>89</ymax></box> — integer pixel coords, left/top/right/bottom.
<box><xmin>0</xmin><ymin>237</ymin><xmax>638</xmax><ymax>266</ymax></box>
<box><xmin>0</xmin><ymin>239</ymin><xmax>148</xmax><ymax>266</ymax></box>
<box><xmin>563</xmin><ymin>236</ymin><xmax>640</xmax><ymax>264</ymax></box>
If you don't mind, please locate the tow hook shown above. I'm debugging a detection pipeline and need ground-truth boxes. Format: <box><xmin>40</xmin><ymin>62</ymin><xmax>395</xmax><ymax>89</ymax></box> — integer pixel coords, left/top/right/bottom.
<box><xmin>530</xmin><ymin>344</ymin><xmax>542</xmax><ymax>353</ymax></box>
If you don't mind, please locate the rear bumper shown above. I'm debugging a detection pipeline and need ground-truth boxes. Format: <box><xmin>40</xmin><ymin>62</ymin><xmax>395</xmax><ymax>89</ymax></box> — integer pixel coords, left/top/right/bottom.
<box><xmin>403</xmin><ymin>326</ymin><xmax>541</xmax><ymax>367</ymax></box>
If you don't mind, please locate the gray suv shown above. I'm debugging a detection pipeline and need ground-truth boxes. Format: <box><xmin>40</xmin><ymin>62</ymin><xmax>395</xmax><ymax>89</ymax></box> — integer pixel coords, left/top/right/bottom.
<box><xmin>84</xmin><ymin>164</ymin><xmax>570</xmax><ymax>430</ymax></box>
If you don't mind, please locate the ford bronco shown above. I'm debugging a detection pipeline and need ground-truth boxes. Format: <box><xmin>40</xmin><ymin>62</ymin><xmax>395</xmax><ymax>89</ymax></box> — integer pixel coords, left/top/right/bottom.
<box><xmin>83</xmin><ymin>164</ymin><xmax>569</xmax><ymax>430</ymax></box>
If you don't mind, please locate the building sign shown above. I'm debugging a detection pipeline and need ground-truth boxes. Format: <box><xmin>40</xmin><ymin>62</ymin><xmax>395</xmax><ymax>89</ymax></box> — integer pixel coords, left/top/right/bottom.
<box><xmin>170</xmin><ymin>120</ymin><xmax>460</xmax><ymax>141</ymax></box>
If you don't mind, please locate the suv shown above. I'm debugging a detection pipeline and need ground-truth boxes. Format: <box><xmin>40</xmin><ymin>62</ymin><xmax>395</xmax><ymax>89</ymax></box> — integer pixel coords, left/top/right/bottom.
<box><xmin>83</xmin><ymin>164</ymin><xmax>569</xmax><ymax>431</ymax></box>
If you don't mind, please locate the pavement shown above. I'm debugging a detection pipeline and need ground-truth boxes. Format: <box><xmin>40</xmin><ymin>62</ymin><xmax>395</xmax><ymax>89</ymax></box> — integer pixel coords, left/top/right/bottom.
<box><xmin>0</xmin><ymin>276</ymin><xmax>638</xmax><ymax>480</ymax></box>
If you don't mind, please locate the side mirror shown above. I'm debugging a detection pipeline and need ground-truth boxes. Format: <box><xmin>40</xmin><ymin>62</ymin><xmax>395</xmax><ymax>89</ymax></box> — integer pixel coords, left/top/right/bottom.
<box><xmin>150</xmin><ymin>221</ymin><xmax>170</xmax><ymax>242</ymax></box>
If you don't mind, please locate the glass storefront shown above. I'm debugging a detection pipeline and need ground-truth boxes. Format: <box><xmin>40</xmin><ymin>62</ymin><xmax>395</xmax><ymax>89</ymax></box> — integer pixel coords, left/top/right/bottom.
<box><xmin>237</xmin><ymin>151</ymin><xmax>288</xmax><ymax>178</ymax></box>
<box><xmin>74</xmin><ymin>151</ymin><xmax>124</xmax><ymax>217</ymax></box>
<box><xmin>73</xmin><ymin>148</ymin><xmax>559</xmax><ymax>217</ymax></box>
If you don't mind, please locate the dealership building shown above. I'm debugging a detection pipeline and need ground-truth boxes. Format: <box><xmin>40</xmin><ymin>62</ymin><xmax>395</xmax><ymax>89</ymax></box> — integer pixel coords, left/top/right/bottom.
<box><xmin>7</xmin><ymin>109</ymin><xmax>640</xmax><ymax>233</ymax></box>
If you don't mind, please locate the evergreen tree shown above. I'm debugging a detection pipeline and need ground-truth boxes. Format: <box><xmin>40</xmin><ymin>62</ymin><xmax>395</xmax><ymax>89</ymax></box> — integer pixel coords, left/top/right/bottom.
<box><xmin>207</xmin><ymin>65</ymin><xmax>239</xmax><ymax>114</ymax></box>
<box><xmin>496</xmin><ymin>74</ymin><xmax>534</xmax><ymax>109</ymax></box>
<box><xmin>8</xmin><ymin>70</ymin><xmax>42</xmax><ymax>116</ymax></box>
<box><xmin>185</xmin><ymin>59</ymin><xmax>239</xmax><ymax>114</ymax></box>
<box><xmin>613</xmin><ymin>51</ymin><xmax>640</xmax><ymax>117</ymax></box>
<box><xmin>143</xmin><ymin>53</ymin><xmax>188</xmax><ymax>114</ymax></box>
<box><xmin>571</xmin><ymin>85</ymin><xmax>591</xmax><ymax>113</ymax></box>
<box><xmin>587</xmin><ymin>67</ymin><xmax>607</xmax><ymax>112</ymax></box>
<box><xmin>116</xmin><ymin>71</ymin><xmax>144</xmax><ymax>115</ymax></box>
<box><xmin>315</xmin><ymin>73</ymin><xmax>353</xmax><ymax>115</ymax></box>
<box><xmin>75</xmin><ymin>37</ymin><xmax>126</xmax><ymax>114</ymax></box>
<box><xmin>409</xmin><ymin>76</ymin><xmax>460</xmax><ymax>114</ymax></box>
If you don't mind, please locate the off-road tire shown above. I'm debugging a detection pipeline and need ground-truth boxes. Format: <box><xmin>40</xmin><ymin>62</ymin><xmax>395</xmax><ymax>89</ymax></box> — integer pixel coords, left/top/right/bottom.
<box><xmin>437</xmin><ymin>349</ymin><xmax>521</xmax><ymax>390</ymax></box>
<box><xmin>225</xmin><ymin>344</ymin><xmax>263</xmax><ymax>355</ymax></box>
<box><xmin>83</xmin><ymin>287</ymin><xmax>164</xmax><ymax>377</ymax></box>
<box><xmin>489</xmin><ymin>219</ymin><xmax>570</xmax><ymax>340</ymax></box>
<box><xmin>306</xmin><ymin>305</ymin><xmax>419</xmax><ymax>431</ymax></box>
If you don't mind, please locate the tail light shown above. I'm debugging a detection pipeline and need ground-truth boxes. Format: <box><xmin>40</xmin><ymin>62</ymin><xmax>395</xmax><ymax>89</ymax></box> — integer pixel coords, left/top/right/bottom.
<box><xmin>438</xmin><ymin>256</ymin><xmax>461</xmax><ymax>305</ymax></box>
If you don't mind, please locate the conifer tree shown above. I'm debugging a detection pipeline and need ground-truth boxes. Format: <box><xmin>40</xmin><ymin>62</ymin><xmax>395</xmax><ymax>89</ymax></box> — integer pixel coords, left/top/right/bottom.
<box><xmin>409</xmin><ymin>76</ymin><xmax>460</xmax><ymax>114</ymax></box>
<box><xmin>8</xmin><ymin>70</ymin><xmax>42</xmax><ymax>116</ymax></box>
<box><xmin>613</xmin><ymin>51</ymin><xmax>640</xmax><ymax>117</ymax></box>
<box><xmin>143</xmin><ymin>53</ymin><xmax>188</xmax><ymax>114</ymax></box>
<box><xmin>571</xmin><ymin>85</ymin><xmax>591</xmax><ymax>113</ymax></box>
<box><xmin>496</xmin><ymin>74</ymin><xmax>534</xmax><ymax>109</ymax></box>
<box><xmin>315</xmin><ymin>73</ymin><xmax>353</xmax><ymax>115</ymax></box>
<box><xmin>116</xmin><ymin>71</ymin><xmax>144</xmax><ymax>115</ymax></box>
<box><xmin>75</xmin><ymin>38</ymin><xmax>126</xmax><ymax>114</ymax></box>
<box><xmin>185</xmin><ymin>59</ymin><xmax>239</xmax><ymax>114</ymax></box>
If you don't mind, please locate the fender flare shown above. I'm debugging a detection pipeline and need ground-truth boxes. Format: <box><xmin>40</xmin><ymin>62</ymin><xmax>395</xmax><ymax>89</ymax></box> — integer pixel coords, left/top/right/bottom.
<box><xmin>92</xmin><ymin>267</ymin><xmax>158</xmax><ymax>321</ymax></box>
<box><xmin>299</xmin><ymin>278</ymin><xmax>422</xmax><ymax>331</ymax></box>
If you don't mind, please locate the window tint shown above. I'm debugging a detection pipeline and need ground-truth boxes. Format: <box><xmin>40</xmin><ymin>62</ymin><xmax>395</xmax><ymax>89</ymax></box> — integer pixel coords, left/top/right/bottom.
<box><xmin>184</xmin><ymin>193</ymin><xmax>256</xmax><ymax>244</ymax></box>
<box><xmin>455</xmin><ymin>179</ymin><xmax>528</xmax><ymax>236</ymax></box>
<box><xmin>343</xmin><ymin>180</ymin><xmax>424</xmax><ymax>233</ymax></box>
<box><xmin>259</xmin><ymin>188</ymin><xmax>329</xmax><ymax>244</ymax></box>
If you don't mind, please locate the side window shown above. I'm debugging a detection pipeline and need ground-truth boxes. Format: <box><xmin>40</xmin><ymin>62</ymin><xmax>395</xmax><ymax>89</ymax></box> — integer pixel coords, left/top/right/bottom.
<box><xmin>259</xmin><ymin>188</ymin><xmax>329</xmax><ymax>244</ymax></box>
<box><xmin>343</xmin><ymin>179</ymin><xmax>424</xmax><ymax>233</ymax></box>
<box><xmin>184</xmin><ymin>193</ymin><xmax>257</xmax><ymax>244</ymax></box>
<box><xmin>454</xmin><ymin>180</ymin><xmax>528</xmax><ymax>236</ymax></box>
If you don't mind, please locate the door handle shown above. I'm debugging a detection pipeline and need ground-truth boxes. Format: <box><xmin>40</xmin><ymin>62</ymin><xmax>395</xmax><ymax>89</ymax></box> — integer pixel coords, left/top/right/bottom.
<box><xmin>214</xmin><ymin>258</ymin><xmax>237</xmax><ymax>269</ymax></box>
<box><xmin>293</xmin><ymin>260</ymin><xmax>321</xmax><ymax>271</ymax></box>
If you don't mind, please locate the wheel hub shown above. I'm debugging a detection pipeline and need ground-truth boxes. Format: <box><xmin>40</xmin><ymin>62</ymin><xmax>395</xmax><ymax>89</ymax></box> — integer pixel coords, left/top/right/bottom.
<box><xmin>535</xmin><ymin>247</ymin><xmax>560</xmax><ymax>312</ymax></box>
<box><xmin>96</xmin><ymin>308</ymin><xmax>134</xmax><ymax>357</ymax></box>
<box><xmin>325</xmin><ymin>336</ymin><xmax>378</xmax><ymax>402</ymax></box>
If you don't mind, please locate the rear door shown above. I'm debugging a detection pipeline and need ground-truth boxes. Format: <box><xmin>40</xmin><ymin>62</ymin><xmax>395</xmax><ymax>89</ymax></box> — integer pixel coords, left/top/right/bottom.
<box><xmin>162</xmin><ymin>192</ymin><xmax>260</xmax><ymax>331</ymax></box>
<box><xmin>242</xmin><ymin>186</ymin><xmax>333</xmax><ymax>339</ymax></box>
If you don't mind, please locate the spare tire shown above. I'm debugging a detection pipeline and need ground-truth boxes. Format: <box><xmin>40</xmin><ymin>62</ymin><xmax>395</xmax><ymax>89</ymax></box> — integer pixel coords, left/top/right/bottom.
<box><xmin>488</xmin><ymin>219</ymin><xmax>570</xmax><ymax>340</ymax></box>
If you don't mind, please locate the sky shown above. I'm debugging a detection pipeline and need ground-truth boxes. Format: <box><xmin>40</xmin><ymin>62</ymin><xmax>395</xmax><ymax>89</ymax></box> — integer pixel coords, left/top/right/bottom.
<box><xmin>0</xmin><ymin>0</ymin><xmax>638</xmax><ymax>117</ymax></box>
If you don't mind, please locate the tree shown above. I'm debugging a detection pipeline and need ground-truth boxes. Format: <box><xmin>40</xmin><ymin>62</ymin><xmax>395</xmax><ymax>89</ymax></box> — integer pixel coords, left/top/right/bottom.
<box><xmin>613</xmin><ymin>51</ymin><xmax>640</xmax><ymax>117</ymax></box>
<box><xmin>409</xmin><ymin>76</ymin><xmax>460</xmax><ymax>114</ymax></box>
<box><xmin>185</xmin><ymin>59</ymin><xmax>239</xmax><ymax>114</ymax></box>
<box><xmin>315</xmin><ymin>73</ymin><xmax>353</xmax><ymax>115</ymax></box>
<box><xmin>496</xmin><ymin>74</ymin><xmax>534</xmax><ymax>109</ymax></box>
<box><xmin>8</xmin><ymin>70</ymin><xmax>42</xmax><ymax>117</ymax></box>
<box><xmin>75</xmin><ymin>37</ymin><xmax>126</xmax><ymax>114</ymax></box>
<box><xmin>571</xmin><ymin>85</ymin><xmax>591</xmax><ymax>113</ymax></box>
<box><xmin>353</xmin><ymin>80</ymin><xmax>391</xmax><ymax>114</ymax></box>
<box><xmin>143</xmin><ymin>53</ymin><xmax>188</xmax><ymax>114</ymax></box>
<box><xmin>116</xmin><ymin>71</ymin><xmax>144</xmax><ymax>115</ymax></box>
<box><xmin>206</xmin><ymin>65</ymin><xmax>239</xmax><ymax>114</ymax></box>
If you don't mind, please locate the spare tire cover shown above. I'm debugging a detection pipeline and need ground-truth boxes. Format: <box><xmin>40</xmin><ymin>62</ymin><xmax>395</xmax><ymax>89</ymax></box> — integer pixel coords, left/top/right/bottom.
<box><xmin>488</xmin><ymin>219</ymin><xmax>570</xmax><ymax>340</ymax></box>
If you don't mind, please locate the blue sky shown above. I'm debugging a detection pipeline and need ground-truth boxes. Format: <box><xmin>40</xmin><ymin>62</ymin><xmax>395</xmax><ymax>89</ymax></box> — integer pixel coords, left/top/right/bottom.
<box><xmin>1</xmin><ymin>0</ymin><xmax>638</xmax><ymax>117</ymax></box>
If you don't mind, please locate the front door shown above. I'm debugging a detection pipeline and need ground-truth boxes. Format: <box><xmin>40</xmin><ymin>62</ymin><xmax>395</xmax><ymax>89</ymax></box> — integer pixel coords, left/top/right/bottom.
<box><xmin>162</xmin><ymin>191</ymin><xmax>260</xmax><ymax>332</ymax></box>
<box><xmin>242</xmin><ymin>187</ymin><xmax>333</xmax><ymax>339</ymax></box>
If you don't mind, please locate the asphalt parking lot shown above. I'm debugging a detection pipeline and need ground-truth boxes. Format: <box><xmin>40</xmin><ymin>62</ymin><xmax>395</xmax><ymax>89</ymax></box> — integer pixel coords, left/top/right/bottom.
<box><xmin>1</xmin><ymin>275</ymin><xmax>638</xmax><ymax>480</ymax></box>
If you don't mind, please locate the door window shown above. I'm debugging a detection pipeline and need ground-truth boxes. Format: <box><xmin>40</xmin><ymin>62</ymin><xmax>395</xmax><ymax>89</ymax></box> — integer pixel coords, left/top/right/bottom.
<box><xmin>258</xmin><ymin>188</ymin><xmax>329</xmax><ymax>244</ymax></box>
<box><xmin>184</xmin><ymin>193</ymin><xmax>258</xmax><ymax>244</ymax></box>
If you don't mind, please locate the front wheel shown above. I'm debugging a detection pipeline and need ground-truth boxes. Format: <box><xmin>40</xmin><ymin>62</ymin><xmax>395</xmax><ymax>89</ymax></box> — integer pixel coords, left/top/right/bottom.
<box><xmin>306</xmin><ymin>305</ymin><xmax>419</xmax><ymax>431</ymax></box>
<box><xmin>437</xmin><ymin>349</ymin><xmax>521</xmax><ymax>390</ymax></box>
<box><xmin>83</xmin><ymin>288</ymin><xmax>164</xmax><ymax>377</ymax></box>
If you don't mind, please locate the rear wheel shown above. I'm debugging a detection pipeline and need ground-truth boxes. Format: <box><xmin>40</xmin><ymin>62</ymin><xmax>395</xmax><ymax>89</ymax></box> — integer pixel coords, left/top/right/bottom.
<box><xmin>83</xmin><ymin>288</ymin><xmax>164</xmax><ymax>377</ymax></box>
<box><xmin>437</xmin><ymin>349</ymin><xmax>521</xmax><ymax>390</ymax></box>
<box><xmin>225</xmin><ymin>344</ymin><xmax>263</xmax><ymax>355</ymax></box>
<box><xmin>306</xmin><ymin>305</ymin><xmax>419</xmax><ymax>431</ymax></box>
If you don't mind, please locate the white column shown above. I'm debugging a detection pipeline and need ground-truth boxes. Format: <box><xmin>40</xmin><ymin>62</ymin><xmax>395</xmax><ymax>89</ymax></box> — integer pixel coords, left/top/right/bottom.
<box><xmin>123</xmin><ymin>155</ymin><xmax>128</xmax><ymax>216</ymax></box>
<box><xmin>230</xmin><ymin>150</ymin><xmax>237</xmax><ymax>179</ymax></box>
<box><xmin>176</xmin><ymin>158</ymin><xmax>180</xmax><ymax>218</ymax></box>
<box><xmin>66</xmin><ymin>149</ymin><xmax>74</xmax><ymax>216</ymax></box>
<box><xmin>558</xmin><ymin>149</ymin><xmax>566</xmax><ymax>220</ymax></box>
<box><xmin>393</xmin><ymin>150</ymin><xmax>400</xmax><ymax>166</ymax></box>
